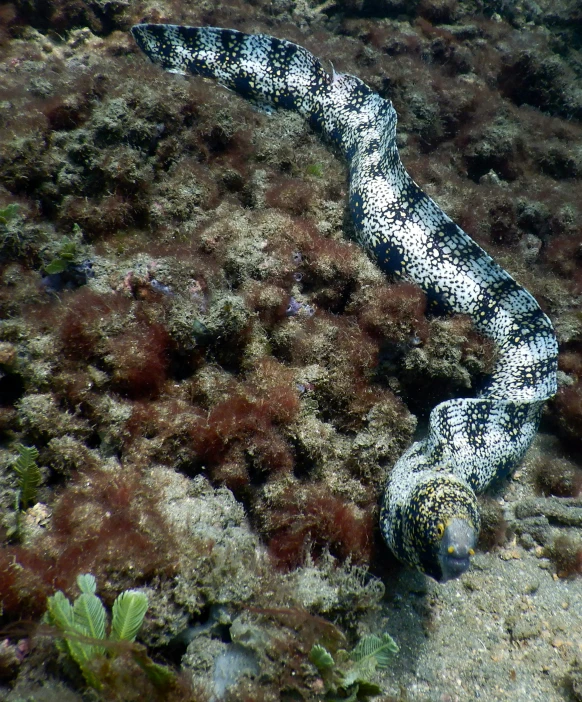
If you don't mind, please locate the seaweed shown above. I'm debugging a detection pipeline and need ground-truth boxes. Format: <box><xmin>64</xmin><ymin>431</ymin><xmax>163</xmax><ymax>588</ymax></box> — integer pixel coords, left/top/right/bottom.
<box><xmin>12</xmin><ymin>444</ymin><xmax>41</xmax><ymax>511</ymax></box>
<box><xmin>44</xmin><ymin>238</ymin><xmax>80</xmax><ymax>274</ymax></box>
<box><xmin>309</xmin><ymin>632</ymin><xmax>399</xmax><ymax>700</ymax></box>
<box><xmin>44</xmin><ymin>573</ymin><xmax>171</xmax><ymax>692</ymax></box>
<box><xmin>0</xmin><ymin>203</ymin><xmax>19</xmax><ymax>224</ymax></box>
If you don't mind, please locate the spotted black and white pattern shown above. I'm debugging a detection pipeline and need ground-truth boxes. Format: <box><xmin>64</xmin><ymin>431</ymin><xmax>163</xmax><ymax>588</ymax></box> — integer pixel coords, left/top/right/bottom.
<box><xmin>132</xmin><ymin>24</ymin><xmax>558</xmax><ymax>581</ymax></box>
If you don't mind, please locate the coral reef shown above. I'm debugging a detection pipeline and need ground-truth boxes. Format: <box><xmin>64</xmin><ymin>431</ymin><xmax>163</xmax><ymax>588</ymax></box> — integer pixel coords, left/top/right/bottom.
<box><xmin>0</xmin><ymin>0</ymin><xmax>581</xmax><ymax>698</ymax></box>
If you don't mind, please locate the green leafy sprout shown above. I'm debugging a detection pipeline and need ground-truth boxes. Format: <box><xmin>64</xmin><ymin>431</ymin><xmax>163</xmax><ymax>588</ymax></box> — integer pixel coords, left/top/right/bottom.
<box><xmin>45</xmin><ymin>239</ymin><xmax>79</xmax><ymax>274</ymax></box>
<box><xmin>305</xmin><ymin>162</ymin><xmax>324</xmax><ymax>177</ymax></box>
<box><xmin>0</xmin><ymin>203</ymin><xmax>19</xmax><ymax>224</ymax></box>
<box><xmin>12</xmin><ymin>444</ymin><xmax>41</xmax><ymax>511</ymax></box>
<box><xmin>45</xmin><ymin>224</ymin><xmax>84</xmax><ymax>274</ymax></box>
<box><xmin>309</xmin><ymin>632</ymin><xmax>399</xmax><ymax>700</ymax></box>
<box><xmin>45</xmin><ymin>573</ymin><xmax>172</xmax><ymax>691</ymax></box>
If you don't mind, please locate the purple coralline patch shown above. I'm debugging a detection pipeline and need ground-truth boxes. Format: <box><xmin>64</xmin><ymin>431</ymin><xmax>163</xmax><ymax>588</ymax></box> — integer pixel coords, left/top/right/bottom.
<box><xmin>285</xmin><ymin>296</ymin><xmax>304</xmax><ymax>316</ymax></box>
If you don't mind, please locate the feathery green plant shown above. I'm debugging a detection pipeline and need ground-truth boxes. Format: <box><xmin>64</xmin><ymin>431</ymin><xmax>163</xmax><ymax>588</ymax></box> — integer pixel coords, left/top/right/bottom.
<box><xmin>310</xmin><ymin>632</ymin><xmax>398</xmax><ymax>700</ymax></box>
<box><xmin>12</xmin><ymin>444</ymin><xmax>41</xmax><ymax>510</ymax></box>
<box><xmin>45</xmin><ymin>573</ymin><xmax>165</xmax><ymax>691</ymax></box>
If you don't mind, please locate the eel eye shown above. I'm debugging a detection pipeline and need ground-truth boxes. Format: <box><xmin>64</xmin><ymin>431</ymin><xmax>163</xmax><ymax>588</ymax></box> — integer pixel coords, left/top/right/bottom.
<box><xmin>436</xmin><ymin>522</ymin><xmax>445</xmax><ymax>539</ymax></box>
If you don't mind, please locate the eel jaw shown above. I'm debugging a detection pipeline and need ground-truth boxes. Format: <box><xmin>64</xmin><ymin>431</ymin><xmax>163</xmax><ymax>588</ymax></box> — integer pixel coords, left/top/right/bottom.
<box><xmin>437</xmin><ymin>517</ymin><xmax>477</xmax><ymax>582</ymax></box>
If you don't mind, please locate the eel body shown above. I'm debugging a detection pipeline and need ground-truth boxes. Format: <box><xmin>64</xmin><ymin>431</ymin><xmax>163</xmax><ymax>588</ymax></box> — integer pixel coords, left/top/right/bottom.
<box><xmin>131</xmin><ymin>24</ymin><xmax>558</xmax><ymax>581</ymax></box>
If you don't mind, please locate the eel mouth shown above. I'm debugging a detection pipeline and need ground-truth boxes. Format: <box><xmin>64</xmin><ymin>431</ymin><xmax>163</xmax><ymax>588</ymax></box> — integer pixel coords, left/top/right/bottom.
<box><xmin>439</xmin><ymin>553</ymin><xmax>471</xmax><ymax>581</ymax></box>
<box><xmin>437</xmin><ymin>517</ymin><xmax>477</xmax><ymax>582</ymax></box>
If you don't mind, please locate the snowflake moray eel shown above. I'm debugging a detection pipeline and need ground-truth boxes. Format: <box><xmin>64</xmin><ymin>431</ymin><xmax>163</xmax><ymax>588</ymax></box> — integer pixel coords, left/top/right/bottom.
<box><xmin>131</xmin><ymin>24</ymin><xmax>558</xmax><ymax>581</ymax></box>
